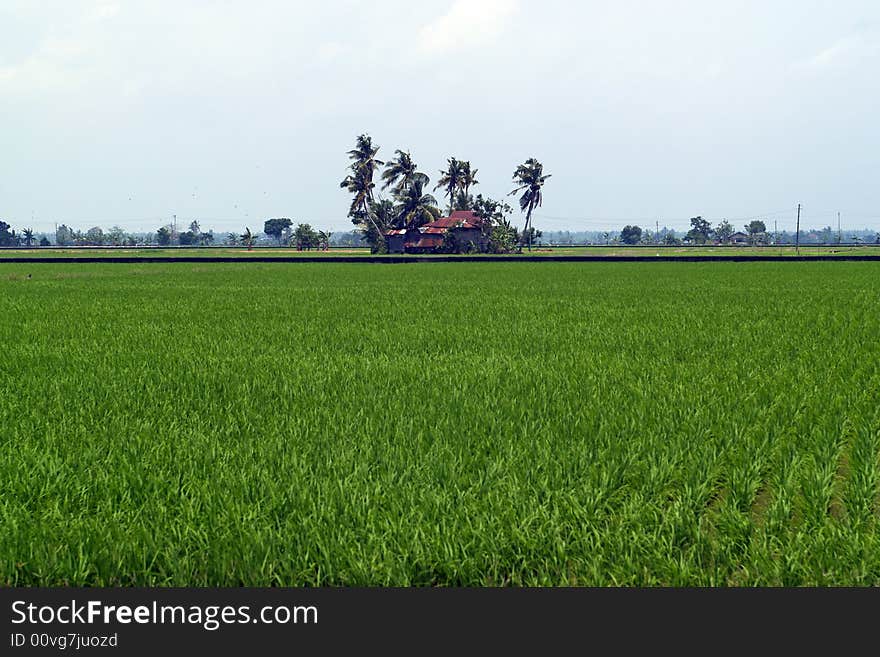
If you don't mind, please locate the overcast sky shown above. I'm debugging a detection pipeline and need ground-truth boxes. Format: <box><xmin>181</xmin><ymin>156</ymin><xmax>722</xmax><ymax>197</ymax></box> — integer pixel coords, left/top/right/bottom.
<box><xmin>2</xmin><ymin>0</ymin><xmax>878</xmax><ymax>234</ymax></box>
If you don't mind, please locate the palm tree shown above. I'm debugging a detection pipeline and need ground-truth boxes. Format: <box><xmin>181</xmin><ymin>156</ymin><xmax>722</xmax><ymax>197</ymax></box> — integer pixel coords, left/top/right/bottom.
<box><xmin>226</xmin><ymin>232</ymin><xmax>239</xmax><ymax>246</ymax></box>
<box><xmin>240</xmin><ymin>227</ymin><xmax>255</xmax><ymax>250</ymax></box>
<box><xmin>435</xmin><ymin>157</ymin><xmax>464</xmax><ymax>215</ymax></box>
<box><xmin>394</xmin><ymin>178</ymin><xmax>439</xmax><ymax>230</ymax></box>
<box><xmin>22</xmin><ymin>228</ymin><xmax>35</xmax><ymax>247</ymax></box>
<box><xmin>460</xmin><ymin>161</ymin><xmax>479</xmax><ymax>199</ymax></box>
<box><xmin>509</xmin><ymin>158</ymin><xmax>551</xmax><ymax>251</ymax></box>
<box><xmin>340</xmin><ymin>168</ymin><xmax>373</xmax><ymax>219</ymax></box>
<box><xmin>351</xmin><ymin>199</ymin><xmax>395</xmax><ymax>249</ymax></box>
<box><xmin>372</xmin><ymin>199</ymin><xmax>396</xmax><ymax>229</ymax></box>
<box><xmin>340</xmin><ymin>134</ymin><xmax>384</xmax><ymax>246</ymax></box>
<box><xmin>381</xmin><ymin>150</ymin><xmax>429</xmax><ymax>194</ymax></box>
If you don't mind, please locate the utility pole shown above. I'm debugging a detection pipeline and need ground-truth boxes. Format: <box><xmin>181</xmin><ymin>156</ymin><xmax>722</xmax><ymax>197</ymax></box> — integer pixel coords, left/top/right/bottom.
<box><xmin>656</xmin><ymin>220</ymin><xmax>659</xmax><ymax>244</ymax></box>
<box><xmin>795</xmin><ymin>203</ymin><xmax>801</xmax><ymax>254</ymax></box>
<box><xmin>837</xmin><ymin>212</ymin><xmax>841</xmax><ymax>245</ymax></box>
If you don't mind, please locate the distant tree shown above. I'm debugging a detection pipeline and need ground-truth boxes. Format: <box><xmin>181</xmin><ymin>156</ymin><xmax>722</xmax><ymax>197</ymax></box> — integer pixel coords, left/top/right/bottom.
<box><xmin>370</xmin><ymin>198</ymin><xmax>393</xmax><ymax>226</ymax></box>
<box><xmin>509</xmin><ymin>158</ymin><xmax>551</xmax><ymax>252</ymax></box>
<box><xmin>473</xmin><ymin>195</ymin><xmax>514</xmax><ymax>225</ymax></box>
<box><xmin>178</xmin><ymin>231</ymin><xmax>198</xmax><ymax>246</ymax></box>
<box><xmin>394</xmin><ymin>178</ymin><xmax>439</xmax><ymax>230</ymax></box>
<box><xmin>240</xmin><ymin>227</ymin><xmax>256</xmax><ymax>250</ymax></box>
<box><xmin>460</xmin><ymin>161</ymin><xmax>479</xmax><ymax>199</ymax></box>
<box><xmin>686</xmin><ymin>216</ymin><xmax>713</xmax><ymax>244</ymax></box>
<box><xmin>189</xmin><ymin>220</ymin><xmax>201</xmax><ymax>235</ymax></box>
<box><xmin>263</xmin><ymin>217</ymin><xmax>293</xmax><ymax>244</ymax></box>
<box><xmin>663</xmin><ymin>233</ymin><xmax>680</xmax><ymax>246</ymax></box>
<box><xmin>329</xmin><ymin>230</ymin><xmax>361</xmax><ymax>247</ymax></box>
<box><xmin>39</xmin><ymin>236</ymin><xmax>51</xmax><ymax>247</ymax></box>
<box><xmin>22</xmin><ymin>228</ymin><xmax>35</xmax><ymax>247</ymax></box>
<box><xmin>473</xmin><ymin>194</ymin><xmax>514</xmax><ymax>246</ymax></box>
<box><xmin>352</xmin><ymin>199</ymin><xmax>395</xmax><ymax>253</ymax></box>
<box><xmin>293</xmin><ymin>223</ymin><xmax>318</xmax><ymax>250</ymax></box>
<box><xmin>487</xmin><ymin>219</ymin><xmax>518</xmax><ymax>253</ymax></box>
<box><xmin>340</xmin><ymin>133</ymin><xmax>385</xmax><ymax>251</ymax></box>
<box><xmin>107</xmin><ymin>226</ymin><xmax>127</xmax><ymax>246</ymax></box>
<box><xmin>156</xmin><ymin>227</ymin><xmax>172</xmax><ymax>246</ymax></box>
<box><xmin>85</xmin><ymin>226</ymin><xmax>104</xmax><ymax>245</ymax></box>
<box><xmin>745</xmin><ymin>220</ymin><xmax>767</xmax><ymax>245</ymax></box>
<box><xmin>199</xmin><ymin>231</ymin><xmax>214</xmax><ymax>246</ymax></box>
<box><xmin>0</xmin><ymin>221</ymin><xmax>17</xmax><ymax>246</ymax></box>
<box><xmin>55</xmin><ymin>224</ymin><xmax>75</xmax><ymax>246</ymax></box>
<box><xmin>317</xmin><ymin>231</ymin><xmax>333</xmax><ymax>251</ymax></box>
<box><xmin>522</xmin><ymin>226</ymin><xmax>543</xmax><ymax>247</ymax></box>
<box><xmin>619</xmin><ymin>225</ymin><xmax>643</xmax><ymax>245</ymax></box>
<box><xmin>435</xmin><ymin>157</ymin><xmax>464</xmax><ymax>215</ymax></box>
<box><xmin>226</xmin><ymin>232</ymin><xmax>239</xmax><ymax>246</ymax></box>
<box><xmin>715</xmin><ymin>220</ymin><xmax>734</xmax><ymax>244</ymax></box>
<box><xmin>381</xmin><ymin>149</ymin><xmax>428</xmax><ymax>194</ymax></box>
<box><xmin>453</xmin><ymin>191</ymin><xmax>475</xmax><ymax>211</ymax></box>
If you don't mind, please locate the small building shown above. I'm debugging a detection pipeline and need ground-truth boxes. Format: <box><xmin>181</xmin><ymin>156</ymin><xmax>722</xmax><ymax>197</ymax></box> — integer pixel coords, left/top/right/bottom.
<box><xmin>385</xmin><ymin>229</ymin><xmax>408</xmax><ymax>253</ymax></box>
<box><xmin>385</xmin><ymin>210</ymin><xmax>488</xmax><ymax>253</ymax></box>
<box><xmin>730</xmin><ymin>231</ymin><xmax>750</xmax><ymax>245</ymax></box>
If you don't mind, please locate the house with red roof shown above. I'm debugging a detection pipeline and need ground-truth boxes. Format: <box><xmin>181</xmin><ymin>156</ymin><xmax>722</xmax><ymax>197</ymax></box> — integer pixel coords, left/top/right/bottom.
<box><xmin>385</xmin><ymin>210</ymin><xmax>488</xmax><ymax>254</ymax></box>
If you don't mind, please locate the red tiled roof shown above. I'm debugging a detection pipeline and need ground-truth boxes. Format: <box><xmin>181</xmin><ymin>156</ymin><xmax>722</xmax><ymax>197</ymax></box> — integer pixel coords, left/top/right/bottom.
<box><xmin>424</xmin><ymin>210</ymin><xmax>483</xmax><ymax>230</ymax></box>
<box><xmin>387</xmin><ymin>211</ymin><xmax>483</xmax><ymax>237</ymax></box>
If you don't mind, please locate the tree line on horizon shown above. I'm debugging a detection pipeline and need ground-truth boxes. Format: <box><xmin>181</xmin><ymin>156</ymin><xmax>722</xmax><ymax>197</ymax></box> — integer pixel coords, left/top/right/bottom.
<box><xmin>612</xmin><ymin>218</ymin><xmax>879</xmax><ymax>246</ymax></box>
<box><xmin>2</xmin><ymin>217</ymin><xmax>878</xmax><ymax>250</ymax></box>
<box><xmin>0</xmin><ymin>220</ymin><xmax>336</xmax><ymax>250</ymax></box>
<box><xmin>617</xmin><ymin>217</ymin><xmax>772</xmax><ymax>246</ymax></box>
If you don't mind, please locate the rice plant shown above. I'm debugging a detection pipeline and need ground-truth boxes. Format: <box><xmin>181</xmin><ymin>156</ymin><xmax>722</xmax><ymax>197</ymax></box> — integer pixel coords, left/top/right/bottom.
<box><xmin>0</xmin><ymin>261</ymin><xmax>878</xmax><ymax>585</ymax></box>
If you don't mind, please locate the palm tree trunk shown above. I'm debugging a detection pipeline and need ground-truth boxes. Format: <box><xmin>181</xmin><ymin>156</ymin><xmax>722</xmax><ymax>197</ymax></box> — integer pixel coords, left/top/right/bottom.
<box><xmin>362</xmin><ymin>198</ymin><xmax>384</xmax><ymax>251</ymax></box>
<box><xmin>526</xmin><ymin>205</ymin><xmax>533</xmax><ymax>252</ymax></box>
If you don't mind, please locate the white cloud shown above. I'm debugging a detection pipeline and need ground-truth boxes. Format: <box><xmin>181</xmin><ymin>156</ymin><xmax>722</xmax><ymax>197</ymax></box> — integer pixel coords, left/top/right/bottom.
<box><xmin>804</xmin><ymin>33</ymin><xmax>880</xmax><ymax>70</ymax></box>
<box><xmin>0</xmin><ymin>3</ymin><xmax>117</xmax><ymax>96</ymax></box>
<box><xmin>418</xmin><ymin>0</ymin><xmax>518</xmax><ymax>55</ymax></box>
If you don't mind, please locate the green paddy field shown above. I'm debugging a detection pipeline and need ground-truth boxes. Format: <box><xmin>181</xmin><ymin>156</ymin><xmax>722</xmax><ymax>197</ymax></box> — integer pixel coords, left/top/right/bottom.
<box><xmin>1</xmin><ymin>244</ymin><xmax>878</xmax><ymax>258</ymax></box>
<box><xmin>1</xmin><ymin>261</ymin><xmax>878</xmax><ymax>585</ymax></box>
